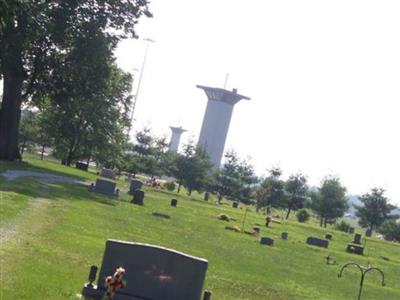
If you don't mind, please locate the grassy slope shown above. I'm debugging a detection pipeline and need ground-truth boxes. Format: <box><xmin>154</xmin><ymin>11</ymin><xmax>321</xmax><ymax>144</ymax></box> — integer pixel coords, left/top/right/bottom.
<box><xmin>0</xmin><ymin>155</ymin><xmax>399</xmax><ymax>300</ymax></box>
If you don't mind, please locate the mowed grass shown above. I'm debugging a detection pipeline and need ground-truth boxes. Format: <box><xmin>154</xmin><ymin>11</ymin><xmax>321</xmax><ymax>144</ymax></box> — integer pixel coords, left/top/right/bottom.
<box><xmin>0</xmin><ymin>155</ymin><xmax>399</xmax><ymax>299</ymax></box>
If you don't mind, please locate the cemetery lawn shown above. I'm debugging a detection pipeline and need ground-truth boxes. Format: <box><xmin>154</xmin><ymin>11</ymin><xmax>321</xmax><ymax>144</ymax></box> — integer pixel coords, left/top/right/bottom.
<box><xmin>1</xmin><ymin>155</ymin><xmax>400</xmax><ymax>300</ymax></box>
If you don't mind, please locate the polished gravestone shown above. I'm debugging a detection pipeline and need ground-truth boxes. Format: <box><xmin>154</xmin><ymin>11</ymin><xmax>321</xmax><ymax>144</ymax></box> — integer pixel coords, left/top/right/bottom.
<box><xmin>132</xmin><ymin>190</ymin><xmax>145</xmax><ymax>205</ymax></box>
<box><xmin>353</xmin><ymin>233</ymin><xmax>362</xmax><ymax>245</ymax></box>
<box><xmin>129</xmin><ymin>180</ymin><xmax>143</xmax><ymax>195</ymax></box>
<box><xmin>90</xmin><ymin>179</ymin><xmax>118</xmax><ymax>196</ymax></box>
<box><xmin>204</xmin><ymin>192</ymin><xmax>210</xmax><ymax>201</ymax></box>
<box><xmin>306</xmin><ymin>236</ymin><xmax>329</xmax><ymax>248</ymax></box>
<box><xmin>365</xmin><ymin>229</ymin><xmax>372</xmax><ymax>237</ymax></box>
<box><xmin>101</xmin><ymin>168</ymin><xmax>115</xmax><ymax>180</ymax></box>
<box><xmin>82</xmin><ymin>239</ymin><xmax>210</xmax><ymax>300</ymax></box>
<box><xmin>232</xmin><ymin>202</ymin><xmax>239</xmax><ymax>208</ymax></box>
<box><xmin>260</xmin><ymin>237</ymin><xmax>274</xmax><ymax>246</ymax></box>
<box><xmin>325</xmin><ymin>233</ymin><xmax>333</xmax><ymax>240</ymax></box>
<box><xmin>171</xmin><ymin>199</ymin><xmax>178</xmax><ymax>207</ymax></box>
<box><xmin>281</xmin><ymin>232</ymin><xmax>288</xmax><ymax>240</ymax></box>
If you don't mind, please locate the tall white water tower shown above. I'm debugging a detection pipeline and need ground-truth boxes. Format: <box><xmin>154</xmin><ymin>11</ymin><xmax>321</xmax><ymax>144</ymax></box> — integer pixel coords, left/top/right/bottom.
<box><xmin>196</xmin><ymin>85</ymin><xmax>250</xmax><ymax>168</ymax></box>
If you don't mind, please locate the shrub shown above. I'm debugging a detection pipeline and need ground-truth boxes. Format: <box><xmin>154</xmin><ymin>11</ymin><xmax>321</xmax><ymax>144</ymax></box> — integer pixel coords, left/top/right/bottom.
<box><xmin>334</xmin><ymin>220</ymin><xmax>352</xmax><ymax>233</ymax></box>
<box><xmin>217</xmin><ymin>213</ymin><xmax>231</xmax><ymax>222</ymax></box>
<box><xmin>165</xmin><ymin>181</ymin><xmax>176</xmax><ymax>191</ymax></box>
<box><xmin>296</xmin><ymin>209</ymin><xmax>310</xmax><ymax>223</ymax></box>
<box><xmin>378</xmin><ymin>220</ymin><xmax>400</xmax><ymax>242</ymax></box>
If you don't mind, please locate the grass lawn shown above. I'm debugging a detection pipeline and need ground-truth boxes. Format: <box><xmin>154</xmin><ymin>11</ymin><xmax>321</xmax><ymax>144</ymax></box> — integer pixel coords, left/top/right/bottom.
<box><xmin>0</xmin><ymin>155</ymin><xmax>399</xmax><ymax>299</ymax></box>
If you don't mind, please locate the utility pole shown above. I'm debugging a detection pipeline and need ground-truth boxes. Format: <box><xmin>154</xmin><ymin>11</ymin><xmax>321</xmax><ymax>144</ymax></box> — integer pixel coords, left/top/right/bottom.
<box><xmin>128</xmin><ymin>38</ymin><xmax>155</xmax><ymax>137</ymax></box>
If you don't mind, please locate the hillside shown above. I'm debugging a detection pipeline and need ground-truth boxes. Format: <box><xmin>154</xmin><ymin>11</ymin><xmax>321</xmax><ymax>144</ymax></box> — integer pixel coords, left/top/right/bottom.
<box><xmin>0</xmin><ymin>155</ymin><xmax>399</xmax><ymax>300</ymax></box>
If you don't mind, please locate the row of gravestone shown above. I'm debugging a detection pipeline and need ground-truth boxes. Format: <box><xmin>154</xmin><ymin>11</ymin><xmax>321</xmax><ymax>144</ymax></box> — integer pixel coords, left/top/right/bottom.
<box><xmin>259</xmin><ymin>232</ymin><xmax>366</xmax><ymax>256</ymax></box>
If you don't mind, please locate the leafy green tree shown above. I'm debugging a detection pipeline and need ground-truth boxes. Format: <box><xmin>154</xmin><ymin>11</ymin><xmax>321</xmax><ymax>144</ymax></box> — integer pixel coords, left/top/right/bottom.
<box><xmin>356</xmin><ymin>188</ymin><xmax>396</xmax><ymax>232</ymax></box>
<box><xmin>311</xmin><ymin>176</ymin><xmax>348</xmax><ymax>227</ymax></box>
<box><xmin>211</xmin><ymin>150</ymin><xmax>258</xmax><ymax>204</ymax></box>
<box><xmin>127</xmin><ymin>128</ymin><xmax>169</xmax><ymax>176</ymax></box>
<box><xmin>255</xmin><ymin>168</ymin><xmax>285</xmax><ymax>213</ymax></box>
<box><xmin>171</xmin><ymin>142</ymin><xmax>213</xmax><ymax>196</ymax></box>
<box><xmin>0</xmin><ymin>0</ymin><xmax>151</xmax><ymax>160</ymax></box>
<box><xmin>38</xmin><ymin>57</ymin><xmax>132</xmax><ymax>166</ymax></box>
<box><xmin>378</xmin><ymin>219</ymin><xmax>400</xmax><ymax>242</ymax></box>
<box><xmin>284</xmin><ymin>173</ymin><xmax>308</xmax><ymax>219</ymax></box>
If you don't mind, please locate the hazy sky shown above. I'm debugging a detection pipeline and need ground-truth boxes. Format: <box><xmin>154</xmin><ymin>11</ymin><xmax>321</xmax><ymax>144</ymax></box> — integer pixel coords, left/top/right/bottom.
<box><xmin>115</xmin><ymin>0</ymin><xmax>400</xmax><ymax>205</ymax></box>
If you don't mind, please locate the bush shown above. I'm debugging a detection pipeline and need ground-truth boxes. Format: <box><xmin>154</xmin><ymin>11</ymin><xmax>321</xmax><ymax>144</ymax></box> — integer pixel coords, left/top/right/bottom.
<box><xmin>378</xmin><ymin>220</ymin><xmax>400</xmax><ymax>242</ymax></box>
<box><xmin>217</xmin><ymin>213</ymin><xmax>231</xmax><ymax>222</ymax></box>
<box><xmin>296</xmin><ymin>209</ymin><xmax>310</xmax><ymax>223</ymax></box>
<box><xmin>165</xmin><ymin>181</ymin><xmax>176</xmax><ymax>191</ymax></box>
<box><xmin>334</xmin><ymin>220</ymin><xmax>352</xmax><ymax>233</ymax></box>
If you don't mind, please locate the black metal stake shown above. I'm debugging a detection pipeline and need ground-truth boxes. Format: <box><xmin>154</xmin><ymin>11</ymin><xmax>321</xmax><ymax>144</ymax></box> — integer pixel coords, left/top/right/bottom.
<box><xmin>338</xmin><ymin>263</ymin><xmax>385</xmax><ymax>300</ymax></box>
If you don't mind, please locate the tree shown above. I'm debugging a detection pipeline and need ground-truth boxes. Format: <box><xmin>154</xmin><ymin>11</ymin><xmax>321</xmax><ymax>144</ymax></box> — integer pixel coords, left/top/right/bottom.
<box><xmin>311</xmin><ymin>176</ymin><xmax>348</xmax><ymax>227</ymax></box>
<box><xmin>284</xmin><ymin>173</ymin><xmax>308</xmax><ymax>219</ymax></box>
<box><xmin>19</xmin><ymin>109</ymin><xmax>39</xmax><ymax>155</ymax></box>
<box><xmin>255</xmin><ymin>168</ymin><xmax>285</xmax><ymax>213</ymax></box>
<box><xmin>356</xmin><ymin>188</ymin><xmax>396</xmax><ymax>232</ymax></box>
<box><xmin>171</xmin><ymin>142</ymin><xmax>213</xmax><ymax>196</ymax></box>
<box><xmin>0</xmin><ymin>0</ymin><xmax>151</xmax><ymax>160</ymax></box>
<box><xmin>378</xmin><ymin>219</ymin><xmax>400</xmax><ymax>242</ymax></box>
<box><xmin>126</xmin><ymin>128</ymin><xmax>170</xmax><ymax>176</ymax></box>
<box><xmin>38</xmin><ymin>59</ymin><xmax>132</xmax><ymax>166</ymax></box>
<box><xmin>211</xmin><ymin>150</ymin><xmax>258</xmax><ymax>204</ymax></box>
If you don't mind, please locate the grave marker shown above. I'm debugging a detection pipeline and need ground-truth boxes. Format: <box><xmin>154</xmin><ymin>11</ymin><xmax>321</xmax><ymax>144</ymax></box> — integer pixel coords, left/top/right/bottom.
<box><xmin>132</xmin><ymin>189</ymin><xmax>145</xmax><ymax>205</ymax></box>
<box><xmin>81</xmin><ymin>239</ymin><xmax>210</xmax><ymax>300</ymax></box>
<box><xmin>306</xmin><ymin>236</ymin><xmax>329</xmax><ymax>248</ymax></box>
<box><xmin>260</xmin><ymin>237</ymin><xmax>274</xmax><ymax>246</ymax></box>
<box><xmin>129</xmin><ymin>179</ymin><xmax>143</xmax><ymax>195</ymax></box>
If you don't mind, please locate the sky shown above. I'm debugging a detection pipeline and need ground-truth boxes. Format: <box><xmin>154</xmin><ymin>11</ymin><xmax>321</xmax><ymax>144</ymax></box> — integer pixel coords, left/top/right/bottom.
<box><xmin>115</xmin><ymin>0</ymin><xmax>400</xmax><ymax>205</ymax></box>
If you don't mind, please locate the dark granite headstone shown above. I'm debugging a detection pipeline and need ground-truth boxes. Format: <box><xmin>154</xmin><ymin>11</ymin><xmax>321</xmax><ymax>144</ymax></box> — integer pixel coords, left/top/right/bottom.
<box><xmin>353</xmin><ymin>233</ymin><xmax>362</xmax><ymax>245</ymax></box>
<box><xmin>204</xmin><ymin>192</ymin><xmax>210</xmax><ymax>201</ymax></box>
<box><xmin>92</xmin><ymin>179</ymin><xmax>117</xmax><ymax>196</ymax></box>
<box><xmin>129</xmin><ymin>179</ymin><xmax>143</xmax><ymax>194</ymax></box>
<box><xmin>100</xmin><ymin>168</ymin><xmax>115</xmax><ymax>179</ymax></box>
<box><xmin>232</xmin><ymin>202</ymin><xmax>239</xmax><ymax>208</ymax></box>
<box><xmin>346</xmin><ymin>244</ymin><xmax>364</xmax><ymax>255</ymax></box>
<box><xmin>75</xmin><ymin>161</ymin><xmax>89</xmax><ymax>171</ymax></box>
<box><xmin>253</xmin><ymin>227</ymin><xmax>260</xmax><ymax>234</ymax></box>
<box><xmin>260</xmin><ymin>237</ymin><xmax>274</xmax><ymax>246</ymax></box>
<box><xmin>325</xmin><ymin>233</ymin><xmax>333</xmax><ymax>240</ymax></box>
<box><xmin>132</xmin><ymin>189</ymin><xmax>145</xmax><ymax>205</ymax></box>
<box><xmin>306</xmin><ymin>236</ymin><xmax>329</xmax><ymax>248</ymax></box>
<box><xmin>365</xmin><ymin>229</ymin><xmax>372</xmax><ymax>237</ymax></box>
<box><xmin>82</xmin><ymin>239</ymin><xmax>209</xmax><ymax>300</ymax></box>
<box><xmin>348</xmin><ymin>227</ymin><xmax>355</xmax><ymax>234</ymax></box>
<box><xmin>171</xmin><ymin>199</ymin><xmax>178</xmax><ymax>207</ymax></box>
<box><xmin>281</xmin><ymin>232</ymin><xmax>288</xmax><ymax>240</ymax></box>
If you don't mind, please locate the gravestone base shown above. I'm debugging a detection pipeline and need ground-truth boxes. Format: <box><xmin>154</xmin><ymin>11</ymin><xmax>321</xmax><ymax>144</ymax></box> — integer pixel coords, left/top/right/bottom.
<box><xmin>346</xmin><ymin>244</ymin><xmax>364</xmax><ymax>255</ymax></box>
<box><xmin>306</xmin><ymin>236</ymin><xmax>329</xmax><ymax>248</ymax></box>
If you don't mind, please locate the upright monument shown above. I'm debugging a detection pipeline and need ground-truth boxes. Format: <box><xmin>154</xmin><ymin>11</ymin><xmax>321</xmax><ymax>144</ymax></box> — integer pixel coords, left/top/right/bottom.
<box><xmin>197</xmin><ymin>85</ymin><xmax>250</xmax><ymax>168</ymax></box>
<box><xmin>168</xmin><ymin>126</ymin><xmax>186</xmax><ymax>152</ymax></box>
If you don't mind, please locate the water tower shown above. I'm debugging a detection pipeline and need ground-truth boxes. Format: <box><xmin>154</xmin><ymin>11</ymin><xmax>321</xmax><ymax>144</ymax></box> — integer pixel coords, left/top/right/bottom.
<box><xmin>168</xmin><ymin>126</ymin><xmax>186</xmax><ymax>152</ymax></box>
<box><xmin>196</xmin><ymin>85</ymin><xmax>250</xmax><ymax>168</ymax></box>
